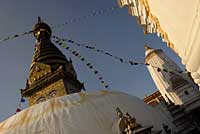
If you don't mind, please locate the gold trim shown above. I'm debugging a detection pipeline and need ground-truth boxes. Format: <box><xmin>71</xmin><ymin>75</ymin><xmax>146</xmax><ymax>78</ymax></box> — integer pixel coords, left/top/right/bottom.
<box><xmin>34</xmin><ymin>28</ymin><xmax>51</xmax><ymax>38</ymax></box>
<box><xmin>141</xmin><ymin>0</ymin><xmax>175</xmax><ymax>50</ymax></box>
<box><xmin>119</xmin><ymin>0</ymin><xmax>178</xmax><ymax>54</ymax></box>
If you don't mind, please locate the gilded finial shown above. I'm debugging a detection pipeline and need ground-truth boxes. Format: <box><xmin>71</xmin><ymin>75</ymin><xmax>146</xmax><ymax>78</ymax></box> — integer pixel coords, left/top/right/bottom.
<box><xmin>38</xmin><ymin>16</ymin><xmax>41</xmax><ymax>23</ymax></box>
<box><xmin>33</xmin><ymin>17</ymin><xmax>52</xmax><ymax>40</ymax></box>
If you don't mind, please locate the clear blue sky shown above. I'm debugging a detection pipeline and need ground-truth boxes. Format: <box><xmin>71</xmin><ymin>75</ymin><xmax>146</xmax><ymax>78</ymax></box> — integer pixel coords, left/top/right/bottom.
<box><xmin>0</xmin><ymin>0</ymin><xmax>183</xmax><ymax>121</ymax></box>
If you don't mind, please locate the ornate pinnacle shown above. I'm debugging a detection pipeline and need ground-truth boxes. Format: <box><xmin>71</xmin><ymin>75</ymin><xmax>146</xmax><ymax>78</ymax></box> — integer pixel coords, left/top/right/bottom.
<box><xmin>38</xmin><ymin>16</ymin><xmax>41</xmax><ymax>23</ymax></box>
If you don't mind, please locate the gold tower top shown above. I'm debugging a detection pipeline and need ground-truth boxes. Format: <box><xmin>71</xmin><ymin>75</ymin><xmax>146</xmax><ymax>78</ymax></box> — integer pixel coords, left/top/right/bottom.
<box><xmin>33</xmin><ymin>17</ymin><xmax>52</xmax><ymax>41</ymax></box>
<box><xmin>21</xmin><ymin>18</ymin><xmax>83</xmax><ymax>106</ymax></box>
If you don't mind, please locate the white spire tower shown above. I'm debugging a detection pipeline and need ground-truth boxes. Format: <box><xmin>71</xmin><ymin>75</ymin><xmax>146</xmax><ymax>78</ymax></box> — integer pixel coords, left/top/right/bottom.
<box><xmin>145</xmin><ymin>45</ymin><xmax>200</xmax><ymax>111</ymax></box>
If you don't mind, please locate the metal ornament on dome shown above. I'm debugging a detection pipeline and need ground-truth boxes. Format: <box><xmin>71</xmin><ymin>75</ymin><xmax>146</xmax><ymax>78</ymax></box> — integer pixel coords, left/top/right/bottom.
<box><xmin>33</xmin><ymin>17</ymin><xmax>52</xmax><ymax>40</ymax></box>
<box><xmin>31</xmin><ymin>17</ymin><xmax>69</xmax><ymax>66</ymax></box>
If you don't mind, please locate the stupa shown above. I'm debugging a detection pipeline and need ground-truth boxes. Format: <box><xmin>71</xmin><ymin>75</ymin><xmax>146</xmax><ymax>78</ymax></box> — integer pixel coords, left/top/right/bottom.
<box><xmin>0</xmin><ymin>19</ymin><xmax>175</xmax><ymax>134</ymax></box>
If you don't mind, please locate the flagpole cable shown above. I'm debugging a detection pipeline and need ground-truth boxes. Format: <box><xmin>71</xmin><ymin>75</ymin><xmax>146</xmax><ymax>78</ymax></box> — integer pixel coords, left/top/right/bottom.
<box><xmin>52</xmin><ymin>39</ymin><xmax>110</xmax><ymax>89</ymax></box>
<box><xmin>0</xmin><ymin>5</ymin><xmax>120</xmax><ymax>43</ymax></box>
<box><xmin>52</xmin><ymin>35</ymin><xmax>186</xmax><ymax>75</ymax></box>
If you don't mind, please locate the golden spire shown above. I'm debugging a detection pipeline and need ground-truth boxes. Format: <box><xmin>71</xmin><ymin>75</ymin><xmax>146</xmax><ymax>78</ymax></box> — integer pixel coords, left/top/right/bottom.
<box><xmin>31</xmin><ymin>17</ymin><xmax>67</xmax><ymax>66</ymax></box>
<box><xmin>21</xmin><ymin>18</ymin><xmax>83</xmax><ymax>106</ymax></box>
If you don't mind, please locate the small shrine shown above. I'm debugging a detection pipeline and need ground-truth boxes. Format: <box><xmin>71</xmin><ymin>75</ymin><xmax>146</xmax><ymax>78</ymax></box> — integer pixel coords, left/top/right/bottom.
<box><xmin>116</xmin><ymin>107</ymin><xmax>162</xmax><ymax>134</ymax></box>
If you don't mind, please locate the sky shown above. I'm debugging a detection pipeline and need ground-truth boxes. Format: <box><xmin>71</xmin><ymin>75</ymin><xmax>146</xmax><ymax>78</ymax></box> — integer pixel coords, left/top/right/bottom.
<box><xmin>0</xmin><ymin>0</ymin><xmax>183</xmax><ymax>121</ymax></box>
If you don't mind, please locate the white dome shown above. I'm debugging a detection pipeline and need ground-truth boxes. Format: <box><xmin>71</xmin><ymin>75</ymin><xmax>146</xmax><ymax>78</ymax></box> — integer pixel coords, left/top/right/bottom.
<box><xmin>0</xmin><ymin>90</ymin><xmax>174</xmax><ymax>134</ymax></box>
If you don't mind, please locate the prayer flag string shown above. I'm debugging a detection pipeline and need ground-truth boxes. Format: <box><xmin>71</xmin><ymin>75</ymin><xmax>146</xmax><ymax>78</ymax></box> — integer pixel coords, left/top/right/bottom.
<box><xmin>53</xmin><ymin>39</ymin><xmax>109</xmax><ymax>89</ymax></box>
<box><xmin>0</xmin><ymin>5</ymin><xmax>120</xmax><ymax>43</ymax></box>
<box><xmin>52</xmin><ymin>35</ymin><xmax>186</xmax><ymax>76</ymax></box>
<box><xmin>15</xmin><ymin>96</ymin><xmax>26</xmax><ymax>114</ymax></box>
<box><xmin>52</xmin><ymin>5</ymin><xmax>119</xmax><ymax>30</ymax></box>
<box><xmin>0</xmin><ymin>30</ymin><xmax>33</xmax><ymax>43</ymax></box>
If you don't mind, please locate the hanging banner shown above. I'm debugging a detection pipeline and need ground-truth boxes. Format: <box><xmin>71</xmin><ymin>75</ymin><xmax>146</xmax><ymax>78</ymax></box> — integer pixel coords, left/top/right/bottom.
<box><xmin>15</xmin><ymin>97</ymin><xmax>26</xmax><ymax>114</ymax></box>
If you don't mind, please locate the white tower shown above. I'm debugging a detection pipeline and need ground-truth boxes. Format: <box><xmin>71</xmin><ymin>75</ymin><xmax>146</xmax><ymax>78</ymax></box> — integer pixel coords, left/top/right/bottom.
<box><xmin>145</xmin><ymin>45</ymin><xmax>200</xmax><ymax>111</ymax></box>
